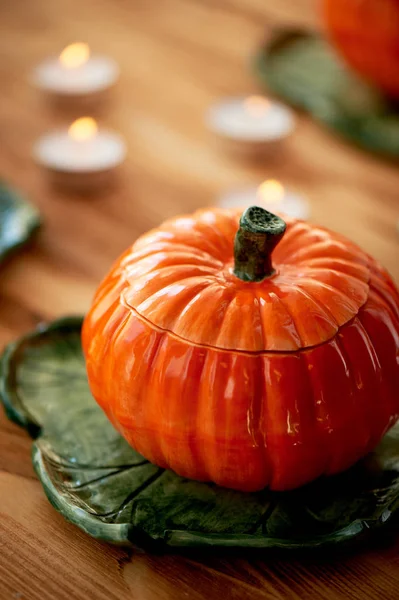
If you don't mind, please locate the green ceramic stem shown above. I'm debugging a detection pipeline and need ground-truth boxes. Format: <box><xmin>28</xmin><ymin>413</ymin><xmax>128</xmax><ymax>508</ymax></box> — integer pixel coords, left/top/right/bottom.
<box><xmin>233</xmin><ymin>206</ymin><xmax>286</xmax><ymax>282</ymax></box>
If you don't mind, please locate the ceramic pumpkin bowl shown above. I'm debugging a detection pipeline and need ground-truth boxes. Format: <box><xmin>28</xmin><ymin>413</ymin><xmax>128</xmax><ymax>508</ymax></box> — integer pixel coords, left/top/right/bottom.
<box><xmin>323</xmin><ymin>0</ymin><xmax>399</xmax><ymax>99</ymax></box>
<box><xmin>82</xmin><ymin>207</ymin><xmax>399</xmax><ymax>493</ymax></box>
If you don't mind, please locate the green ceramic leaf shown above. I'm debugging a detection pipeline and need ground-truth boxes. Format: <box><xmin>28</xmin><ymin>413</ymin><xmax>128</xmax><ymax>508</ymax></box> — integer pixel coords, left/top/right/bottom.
<box><xmin>254</xmin><ymin>30</ymin><xmax>399</xmax><ymax>157</ymax></box>
<box><xmin>0</xmin><ymin>181</ymin><xmax>41</xmax><ymax>262</ymax></box>
<box><xmin>1</xmin><ymin>317</ymin><xmax>399</xmax><ymax>550</ymax></box>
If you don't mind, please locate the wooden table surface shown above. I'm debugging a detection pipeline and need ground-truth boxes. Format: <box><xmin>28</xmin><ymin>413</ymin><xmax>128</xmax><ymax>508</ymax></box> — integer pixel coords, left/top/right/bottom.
<box><xmin>1</xmin><ymin>0</ymin><xmax>399</xmax><ymax>598</ymax></box>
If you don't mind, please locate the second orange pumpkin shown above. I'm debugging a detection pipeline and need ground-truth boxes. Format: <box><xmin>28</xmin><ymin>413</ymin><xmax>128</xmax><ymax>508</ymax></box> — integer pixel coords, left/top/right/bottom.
<box><xmin>324</xmin><ymin>0</ymin><xmax>399</xmax><ymax>98</ymax></box>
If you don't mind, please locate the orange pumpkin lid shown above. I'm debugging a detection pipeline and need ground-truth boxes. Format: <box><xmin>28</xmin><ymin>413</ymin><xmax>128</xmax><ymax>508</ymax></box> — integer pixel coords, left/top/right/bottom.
<box><xmin>115</xmin><ymin>206</ymin><xmax>370</xmax><ymax>352</ymax></box>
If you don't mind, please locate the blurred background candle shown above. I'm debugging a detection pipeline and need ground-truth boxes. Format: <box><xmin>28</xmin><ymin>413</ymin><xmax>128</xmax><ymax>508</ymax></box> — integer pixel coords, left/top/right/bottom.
<box><xmin>218</xmin><ymin>179</ymin><xmax>310</xmax><ymax>220</ymax></box>
<box><xmin>32</xmin><ymin>42</ymin><xmax>119</xmax><ymax>111</ymax></box>
<box><xmin>206</xmin><ymin>95</ymin><xmax>295</xmax><ymax>157</ymax></box>
<box><xmin>33</xmin><ymin>117</ymin><xmax>126</xmax><ymax>190</ymax></box>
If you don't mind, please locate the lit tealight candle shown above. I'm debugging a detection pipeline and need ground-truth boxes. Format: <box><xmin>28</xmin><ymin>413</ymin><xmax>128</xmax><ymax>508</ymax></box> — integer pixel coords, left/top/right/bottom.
<box><xmin>218</xmin><ymin>180</ymin><xmax>310</xmax><ymax>220</ymax></box>
<box><xmin>33</xmin><ymin>117</ymin><xmax>127</xmax><ymax>190</ymax></box>
<box><xmin>206</xmin><ymin>95</ymin><xmax>295</xmax><ymax>156</ymax></box>
<box><xmin>32</xmin><ymin>42</ymin><xmax>119</xmax><ymax>105</ymax></box>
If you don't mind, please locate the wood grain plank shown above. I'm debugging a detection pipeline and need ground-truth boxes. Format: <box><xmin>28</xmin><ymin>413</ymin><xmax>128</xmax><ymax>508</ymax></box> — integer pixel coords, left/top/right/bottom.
<box><xmin>0</xmin><ymin>0</ymin><xmax>399</xmax><ymax>598</ymax></box>
<box><xmin>0</xmin><ymin>473</ymin><xmax>131</xmax><ymax>600</ymax></box>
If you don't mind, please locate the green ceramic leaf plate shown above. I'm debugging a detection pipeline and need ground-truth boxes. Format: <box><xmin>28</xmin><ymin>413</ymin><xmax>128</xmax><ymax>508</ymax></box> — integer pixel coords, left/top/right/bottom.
<box><xmin>254</xmin><ymin>30</ymin><xmax>399</xmax><ymax>157</ymax></box>
<box><xmin>0</xmin><ymin>181</ymin><xmax>41</xmax><ymax>262</ymax></box>
<box><xmin>1</xmin><ymin>317</ymin><xmax>399</xmax><ymax>550</ymax></box>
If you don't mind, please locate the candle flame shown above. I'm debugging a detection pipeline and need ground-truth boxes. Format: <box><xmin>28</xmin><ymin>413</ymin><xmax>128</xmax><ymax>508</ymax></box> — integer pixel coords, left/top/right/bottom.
<box><xmin>244</xmin><ymin>95</ymin><xmax>270</xmax><ymax>117</ymax></box>
<box><xmin>59</xmin><ymin>43</ymin><xmax>90</xmax><ymax>69</ymax></box>
<box><xmin>257</xmin><ymin>180</ymin><xmax>284</xmax><ymax>205</ymax></box>
<box><xmin>68</xmin><ymin>117</ymin><xmax>98</xmax><ymax>141</ymax></box>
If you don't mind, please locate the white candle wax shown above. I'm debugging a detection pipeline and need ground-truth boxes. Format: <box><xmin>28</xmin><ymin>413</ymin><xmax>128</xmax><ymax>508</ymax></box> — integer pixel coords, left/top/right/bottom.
<box><xmin>206</xmin><ymin>96</ymin><xmax>295</xmax><ymax>144</ymax></box>
<box><xmin>218</xmin><ymin>181</ymin><xmax>310</xmax><ymax>221</ymax></box>
<box><xmin>32</xmin><ymin>43</ymin><xmax>119</xmax><ymax>96</ymax></box>
<box><xmin>33</xmin><ymin>118</ymin><xmax>126</xmax><ymax>174</ymax></box>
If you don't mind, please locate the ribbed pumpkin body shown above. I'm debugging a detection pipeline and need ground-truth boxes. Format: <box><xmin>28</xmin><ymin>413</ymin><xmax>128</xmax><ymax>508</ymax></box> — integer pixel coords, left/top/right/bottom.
<box><xmin>324</xmin><ymin>0</ymin><xmax>399</xmax><ymax>98</ymax></box>
<box><xmin>82</xmin><ymin>208</ymin><xmax>399</xmax><ymax>491</ymax></box>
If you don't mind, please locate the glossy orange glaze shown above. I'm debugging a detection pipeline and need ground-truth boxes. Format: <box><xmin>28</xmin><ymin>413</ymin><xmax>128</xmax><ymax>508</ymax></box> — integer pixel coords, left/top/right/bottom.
<box><xmin>324</xmin><ymin>0</ymin><xmax>399</xmax><ymax>98</ymax></box>
<box><xmin>103</xmin><ymin>209</ymin><xmax>370</xmax><ymax>352</ymax></box>
<box><xmin>82</xmin><ymin>208</ymin><xmax>399</xmax><ymax>491</ymax></box>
